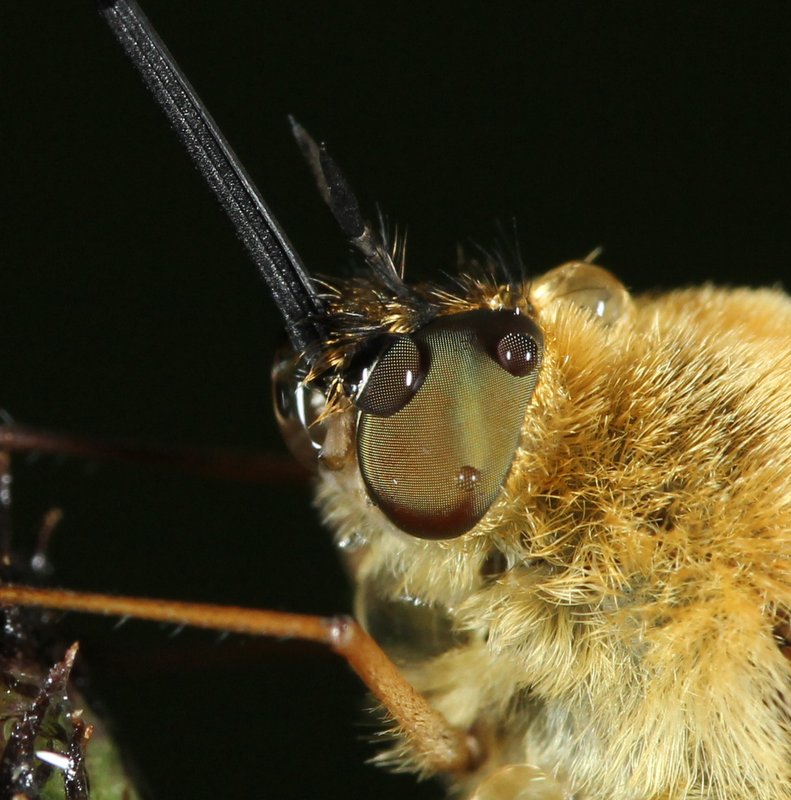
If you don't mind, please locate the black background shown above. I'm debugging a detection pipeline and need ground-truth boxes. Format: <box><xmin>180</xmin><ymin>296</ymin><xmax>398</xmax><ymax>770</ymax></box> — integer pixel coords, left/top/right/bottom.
<box><xmin>4</xmin><ymin>2</ymin><xmax>791</xmax><ymax>799</ymax></box>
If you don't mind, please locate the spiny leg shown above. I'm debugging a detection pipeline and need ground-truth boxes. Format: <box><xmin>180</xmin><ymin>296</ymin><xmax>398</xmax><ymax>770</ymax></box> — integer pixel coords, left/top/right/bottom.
<box><xmin>0</xmin><ymin>584</ymin><xmax>478</xmax><ymax>775</ymax></box>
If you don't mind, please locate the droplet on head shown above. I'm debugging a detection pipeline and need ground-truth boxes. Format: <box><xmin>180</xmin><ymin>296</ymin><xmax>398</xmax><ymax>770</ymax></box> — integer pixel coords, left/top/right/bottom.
<box><xmin>531</xmin><ymin>261</ymin><xmax>632</xmax><ymax>325</ymax></box>
<box><xmin>336</xmin><ymin>529</ymin><xmax>368</xmax><ymax>552</ymax></box>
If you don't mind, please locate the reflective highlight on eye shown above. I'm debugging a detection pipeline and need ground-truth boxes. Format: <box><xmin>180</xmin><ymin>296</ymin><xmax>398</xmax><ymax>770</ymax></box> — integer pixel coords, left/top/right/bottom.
<box><xmin>456</xmin><ymin>465</ymin><xmax>481</xmax><ymax>493</ymax></box>
<box><xmin>495</xmin><ymin>331</ymin><xmax>540</xmax><ymax>376</ymax></box>
<box><xmin>355</xmin><ymin>310</ymin><xmax>543</xmax><ymax>539</ymax></box>
<box><xmin>354</xmin><ymin>335</ymin><xmax>425</xmax><ymax>417</ymax></box>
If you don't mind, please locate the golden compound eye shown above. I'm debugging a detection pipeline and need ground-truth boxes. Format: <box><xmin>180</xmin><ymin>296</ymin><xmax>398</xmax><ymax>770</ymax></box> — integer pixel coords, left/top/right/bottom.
<box><xmin>352</xmin><ymin>335</ymin><xmax>426</xmax><ymax>417</ymax></box>
<box><xmin>495</xmin><ymin>331</ymin><xmax>540</xmax><ymax>377</ymax></box>
<box><xmin>355</xmin><ymin>310</ymin><xmax>543</xmax><ymax>540</ymax></box>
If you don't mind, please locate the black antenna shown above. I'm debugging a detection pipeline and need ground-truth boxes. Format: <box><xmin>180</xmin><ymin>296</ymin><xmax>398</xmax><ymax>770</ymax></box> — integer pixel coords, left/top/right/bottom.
<box><xmin>98</xmin><ymin>0</ymin><xmax>327</xmax><ymax>359</ymax></box>
<box><xmin>289</xmin><ymin>118</ymin><xmax>410</xmax><ymax>299</ymax></box>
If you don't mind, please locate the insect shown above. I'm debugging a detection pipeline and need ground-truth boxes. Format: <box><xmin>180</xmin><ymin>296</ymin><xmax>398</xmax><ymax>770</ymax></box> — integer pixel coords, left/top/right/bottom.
<box><xmin>6</xmin><ymin>1</ymin><xmax>791</xmax><ymax>800</ymax></box>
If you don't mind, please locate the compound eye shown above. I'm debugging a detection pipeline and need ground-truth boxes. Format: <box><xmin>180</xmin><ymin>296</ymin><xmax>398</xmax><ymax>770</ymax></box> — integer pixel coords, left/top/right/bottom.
<box><xmin>353</xmin><ymin>335</ymin><xmax>426</xmax><ymax>417</ymax></box>
<box><xmin>356</xmin><ymin>310</ymin><xmax>543</xmax><ymax>540</ymax></box>
<box><xmin>495</xmin><ymin>331</ymin><xmax>540</xmax><ymax>377</ymax></box>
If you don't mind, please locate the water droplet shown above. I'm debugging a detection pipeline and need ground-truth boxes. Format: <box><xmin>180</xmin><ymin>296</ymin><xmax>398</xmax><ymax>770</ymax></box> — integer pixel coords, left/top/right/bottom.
<box><xmin>336</xmin><ymin>529</ymin><xmax>368</xmax><ymax>552</ymax></box>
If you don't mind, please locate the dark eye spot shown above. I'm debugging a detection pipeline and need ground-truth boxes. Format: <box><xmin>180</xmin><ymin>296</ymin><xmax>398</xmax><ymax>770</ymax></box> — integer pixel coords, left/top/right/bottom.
<box><xmin>354</xmin><ymin>335</ymin><xmax>426</xmax><ymax>417</ymax></box>
<box><xmin>456</xmin><ymin>465</ymin><xmax>481</xmax><ymax>493</ymax></box>
<box><xmin>357</xmin><ymin>310</ymin><xmax>544</xmax><ymax>539</ymax></box>
<box><xmin>496</xmin><ymin>331</ymin><xmax>539</xmax><ymax>377</ymax></box>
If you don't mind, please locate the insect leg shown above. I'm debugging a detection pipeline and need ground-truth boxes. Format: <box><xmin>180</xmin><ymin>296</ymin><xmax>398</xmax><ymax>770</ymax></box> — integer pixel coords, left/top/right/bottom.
<box><xmin>0</xmin><ymin>585</ymin><xmax>478</xmax><ymax>775</ymax></box>
<box><xmin>0</xmin><ymin>423</ymin><xmax>306</xmax><ymax>485</ymax></box>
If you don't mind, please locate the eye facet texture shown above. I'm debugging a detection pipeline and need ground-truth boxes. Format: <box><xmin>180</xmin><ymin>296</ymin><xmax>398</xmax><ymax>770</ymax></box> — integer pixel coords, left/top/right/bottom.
<box><xmin>354</xmin><ymin>335</ymin><xmax>426</xmax><ymax>417</ymax></box>
<box><xmin>356</xmin><ymin>310</ymin><xmax>543</xmax><ymax>539</ymax></box>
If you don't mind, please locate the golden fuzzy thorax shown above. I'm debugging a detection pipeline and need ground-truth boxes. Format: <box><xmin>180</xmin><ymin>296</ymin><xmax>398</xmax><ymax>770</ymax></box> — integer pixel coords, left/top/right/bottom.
<box><xmin>316</xmin><ymin>266</ymin><xmax>791</xmax><ymax>800</ymax></box>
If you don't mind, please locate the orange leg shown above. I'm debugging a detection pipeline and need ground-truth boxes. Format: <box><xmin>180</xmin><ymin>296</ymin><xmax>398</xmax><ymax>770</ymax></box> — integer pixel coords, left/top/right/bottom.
<box><xmin>0</xmin><ymin>584</ymin><xmax>476</xmax><ymax>775</ymax></box>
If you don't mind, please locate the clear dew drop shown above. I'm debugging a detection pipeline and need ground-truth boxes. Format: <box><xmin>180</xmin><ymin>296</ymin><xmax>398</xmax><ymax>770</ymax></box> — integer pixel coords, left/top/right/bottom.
<box><xmin>336</xmin><ymin>529</ymin><xmax>368</xmax><ymax>552</ymax></box>
<box><xmin>531</xmin><ymin>261</ymin><xmax>632</xmax><ymax>326</ymax></box>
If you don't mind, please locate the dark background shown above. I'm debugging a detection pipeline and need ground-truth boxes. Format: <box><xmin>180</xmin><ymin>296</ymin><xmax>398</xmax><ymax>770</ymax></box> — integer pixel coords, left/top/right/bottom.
<box><xmin>4</xmin><ymin>2</ymin><xmax>791</xmax><ymax>798</ymax></box>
